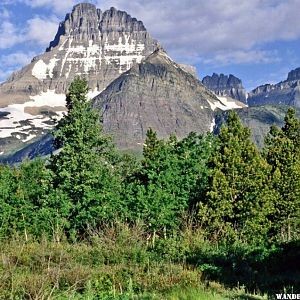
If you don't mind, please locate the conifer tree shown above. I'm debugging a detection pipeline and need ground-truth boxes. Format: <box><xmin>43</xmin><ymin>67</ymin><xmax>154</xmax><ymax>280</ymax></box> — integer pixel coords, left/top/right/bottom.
<box><xmin>125</xmin><ymin>129</ymin><xmax>213</xmax><ymax>232</ymax></box>
<box><xmin>264</xmin><ymin>108</ymin><xmax>300</xmax><ymax>241</ymax></box>
<box><xmin>198</xmin><ymin>111</ymin><xmax>272</xmax><ymax>242</ymax></box>
<box><xmin>48</xmin><ymin>78</ymin><xmax>121</xmax><ymax>236</ymax></box>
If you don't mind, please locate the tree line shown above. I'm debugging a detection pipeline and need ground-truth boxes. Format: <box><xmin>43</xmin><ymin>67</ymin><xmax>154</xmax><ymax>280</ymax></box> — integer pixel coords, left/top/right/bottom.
<box><xmin>0</xmin><ymin>78</ymin><xmax>299</xmax><ymax>244</ymax></box>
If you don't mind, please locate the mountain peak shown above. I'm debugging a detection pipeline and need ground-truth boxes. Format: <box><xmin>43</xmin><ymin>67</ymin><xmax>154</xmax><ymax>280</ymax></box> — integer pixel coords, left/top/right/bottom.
<box><xmin>248</xmin><ymin>67</ymin><xmax>300</xmax><ymax>106</ymax></box>
<box><xmin>72</xmin><ymin>2</ymin><xmax>97</xmax><ymax>12</ymax></box>
<box><xmin>287</xmin><ymin>67</ymin><xmax>300</xmax><ymax>81</ymax></box>
<box><xmin>143</xmin><ymin>47</ymin><xmax>170</xmax><ymax>62</ymax></box>
<box><xmin>47</xmin><ymin>4</ymin><xmax>147</xmax><ymax>51</ymax></box>
<box><xmin>92</xmin><ymin>51</ymin><xmax>219</xmax><ymax>151</ymax></box>
<box><xmin>202</xmin><ymin>73</ymin><xmax>247</xmax><ymax>103</ymax></box>
<box><xmin>0</xmin><ymin>3</ymin><xmax>159</xmax><ymax>156</ymax></box>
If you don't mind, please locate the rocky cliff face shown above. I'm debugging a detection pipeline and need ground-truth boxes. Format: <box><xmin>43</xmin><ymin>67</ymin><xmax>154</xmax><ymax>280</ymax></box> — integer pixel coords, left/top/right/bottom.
<box><xmin>202</xmin><ymin>73</ymin><xmax>247</xmax><ymax>103</ymax></box>
<box><xmin>248</xmin><ymin>67</ymin><xmax>300</xmax><ymax>107</ymax></box>
<box><xmin>93</xmin><ymin>49</ymin><xmax>244</xmax><ymax>151</ymax></box>
<box><xmin>0</xmin><ymin>3</ymin><xmax>159</xmax><ymax>156</ymax></box>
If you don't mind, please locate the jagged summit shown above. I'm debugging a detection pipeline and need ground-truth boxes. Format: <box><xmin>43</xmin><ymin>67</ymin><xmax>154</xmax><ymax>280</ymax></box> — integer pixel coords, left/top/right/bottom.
<box><xmin>0</xmin><ymin>3</ymin><xmax>159</xmax><ymax>99</ymax></box>
<box><xmin>202</xmin><ymin>73</ymin><xmax>247</xmax><ymax>103</ymax></box>
<box><xmin>203</xmin><ymin>73</ymin><xmax>243</xmax><ymax>88</ymax></box>
<box><xmin>130</xmin><ymin>48</ymin><xmax>199</xmax><ymax>79</ymax></box>
<box><xmin>47</xmin><ymin>4</ymin><xmax>146</xmax><ymax>51</ymax></box>
<box><xmin>0</xmin><ymin>3</ymin><xmax>159</xmax><ymax>156</ymax></box>
<box><xmin>137</xmin><ymin>48</ymin><xmax>178</xmax><ymax>68</ymax></box>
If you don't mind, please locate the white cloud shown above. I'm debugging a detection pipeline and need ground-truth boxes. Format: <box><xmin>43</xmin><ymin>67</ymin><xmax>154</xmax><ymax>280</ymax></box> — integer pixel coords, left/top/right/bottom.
<box><xmin>23</xmin><ymin>0</ymin><xmax>76</xmax><ymax>14</ymax></box>
<box><xmin>0</xmin><ymin>51</ymin><xmax>37</xmax><ymax>83</ymax></box>
<box><xmin>94</xmin><ymin>0</ymin><xmax>300</xmax><ymax>64</ymax></box>
<box><xmin>203</xmin><ymin>50</ymin><xmax>281</xmax><ymax>66</ymax></box>
<box><xmin>0</xmin><ymin>7</ymin><xmax>11</xmax><ymax>19</ymax></box>
<box><xmin>26</xmin><ymin>16</ymin><xmax>59</xmax><ymax>45</ymax></box>
<box><xmin>0</xmin><ymin>21</ymin><xmax>25</xmax><ymax>49</ymax></box>
<box><xmin>0</xmin><ymin>52</ymin><xmax>36</xmax><ymax>67</ymax></box>
<box><xmin>0</xmin><ymin>16</ymin><xmax>58</xmax><ymax>49</ymax></box>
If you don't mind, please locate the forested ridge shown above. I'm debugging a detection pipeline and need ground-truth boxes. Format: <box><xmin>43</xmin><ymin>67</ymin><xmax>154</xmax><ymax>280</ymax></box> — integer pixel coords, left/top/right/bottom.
<box><xmin>0</xmin><ymin>79</ymin><xmax>299</xmax><ymax>299</ymax></box>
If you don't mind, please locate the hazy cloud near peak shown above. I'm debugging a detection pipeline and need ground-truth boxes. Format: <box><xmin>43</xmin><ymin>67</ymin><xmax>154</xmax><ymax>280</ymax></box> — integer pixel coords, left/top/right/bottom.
<box><xmin>0</xmin><ymin>14</ymin><xmax>58</xmax><ymax>49</ymax></box>
<box><xmin>0</xmin><ymin>21</ymin><xmax>25</xmax><ymax>49</ymax></box>
<box><xmin>0</xmin><ymin>51</ymin><xmax>37</xmax><ymax>81</ymax></box>
<box><xmin>26</xmin><ymin>16</ymin><xmax>59</xmax><ymax>46</ymax></box>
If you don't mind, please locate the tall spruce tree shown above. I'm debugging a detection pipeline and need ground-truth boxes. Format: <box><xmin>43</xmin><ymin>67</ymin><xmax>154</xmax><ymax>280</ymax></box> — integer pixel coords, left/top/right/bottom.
<box><xmin>48</xmin><ymin>78</ymin><xmax>121</xmax><ymax>237</ymax></box>
<box><xmin>198</xmin><ymin>111</ymin><xmax>273</xmax><ymax>243</ymax></box>
<box><xmin>264</xmin><ymin>108</ymin><xmax>300</xmax><ymax>241</ymax></box>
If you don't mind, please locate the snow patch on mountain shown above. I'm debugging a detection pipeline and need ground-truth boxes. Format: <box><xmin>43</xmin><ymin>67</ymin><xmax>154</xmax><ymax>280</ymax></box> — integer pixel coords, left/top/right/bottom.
<box><xmin>0</xmin><ymin>90</ymin><xmax>65</xmax><ymax>139</ymax></box>
<box><xmin>88</xmin><ymin>88</ymin><xmax>102</xmax><ymax>99</ymax></box>
<box><xmin>62</xmin><ymin>38</ymin><xmax>103</xmax><ymax>74</ymax></box>
<box><xmin>56</xmin><ymin>35</ymin><xmax>146</xmax><ymax>78</ymax></box>
<box><xmin>29</xmin><ymin>90</ymin><xmax>66</xmax><ymax>107</ymax></box>
<box><xmin>0</xmin><ymin>88</ymin><xmax>102</xmax><ymax>141</ymax></box>
<box><xmin>208</xmin><ymin>96</ymin><xmax>246</xmax><ymax>111</ymax></box>
<box><xmin>210</xmin><ymin>117</ymin><xmax>216</xmax><ymax>132</ymax></box>
<box><xmin>32</xmin><ymin>58</ymin><xmax>59</xmax><ymax>80</ymax></box>
<box><xmin>104</xmin><ymin>35</ymin><xmax>145</xmax><ymax>73</ymax></box>
<box><xmin>22</xmin><ymin>134</ymin><xmax>36</xmax><ymax>143</ymax></box>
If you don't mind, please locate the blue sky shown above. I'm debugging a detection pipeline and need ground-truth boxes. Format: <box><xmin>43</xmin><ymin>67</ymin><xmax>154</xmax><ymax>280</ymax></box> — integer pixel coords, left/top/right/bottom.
<box><xmin>1</xmin><ymin>0</ymin><xmax>300</xmax><ymax>90</ymax></box>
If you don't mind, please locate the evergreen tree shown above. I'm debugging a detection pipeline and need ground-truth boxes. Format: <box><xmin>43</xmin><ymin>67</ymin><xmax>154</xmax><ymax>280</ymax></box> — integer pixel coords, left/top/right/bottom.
<box><xmin>264</xmin><ymin>108</ymin><xmax>300</xmax><ymax>241</ymax></box>
<box><xmin>198</xmin><ymin>111</ymin><xmax>273</xmax><ymax>243</ymax></box>
<box><xmin>125</xmin><ymin>129</ymin><xmax>213</xmax><ymax>232</ymax></box>
<box><xmin>48</xmin><ymin>78</ymin><xmax>121</xmax><ymax>237</ymax></box>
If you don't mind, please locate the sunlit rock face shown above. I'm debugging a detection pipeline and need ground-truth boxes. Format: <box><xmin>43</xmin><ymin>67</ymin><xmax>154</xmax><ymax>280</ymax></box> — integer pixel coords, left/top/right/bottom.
<box><xmin>0</xmin><ymin>3</ymin><xmax>159</xmax><ymax>155</ymax></box>
<box><xmin>248</xmin><ymin>67</ymin><xmax>300</xmax><ymax>107</ymax></box>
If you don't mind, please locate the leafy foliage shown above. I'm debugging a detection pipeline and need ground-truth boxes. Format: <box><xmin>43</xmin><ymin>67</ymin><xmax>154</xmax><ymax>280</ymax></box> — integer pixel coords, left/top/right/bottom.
<box><xmin>0</xmin><ymin>159</ymin><xmax>49</xmax><ymax>239</ymax></box>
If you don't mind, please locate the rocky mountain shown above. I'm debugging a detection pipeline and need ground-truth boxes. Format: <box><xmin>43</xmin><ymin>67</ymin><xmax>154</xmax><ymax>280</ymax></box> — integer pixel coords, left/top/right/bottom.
<box><xmin>1</xmin><ymin>49</ymin><xmax>247</xmax><ymax>162</ymax></box>
<box><xmin>3</xmin><ymin>2</ymin><xmax>291</xmax><ymax>162</ymax></box>
<box><xmin>248</xmin><ymin>67</ymin><xmax>300</xmax><ymax>107</ymax></box>
<box><xmin>93</xmin><ymin>49</ymin><xmax>244</xmax><ymax>151</ymax></box>
<box><xmin>202</xmin><ymin>73</ymin><xmax>247</xmax><ymax>103</ymax></box>
<box><xmin>0</xmin><ymin>134</ymin><xmax>55</xmax><ymax>164</ymax></box>
<box><xmin>3</xmin><ymin>104</ymin><xmax>292</xmax><ymax>164</ymax></box>
<box><xmin>214</xmin><ymin>105</ymin><xmax>298</xmax><ymax>148</ymax></box>
<box><xmin>0</xmin><ymin>3</ymin><xmax>159</xmax><ymax>156</ymax></box>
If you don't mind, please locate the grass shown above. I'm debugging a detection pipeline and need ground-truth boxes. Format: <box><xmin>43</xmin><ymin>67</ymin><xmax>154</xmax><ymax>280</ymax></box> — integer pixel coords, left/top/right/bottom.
<box><xmin>0</xmin><ymin>238</ymin><xmax>220</xmax><ymax>299</ymax></box>
<box><xmin>0</xmin><ymin>222</ymin><xmax>297</xmax><ymax>299</ymax></box>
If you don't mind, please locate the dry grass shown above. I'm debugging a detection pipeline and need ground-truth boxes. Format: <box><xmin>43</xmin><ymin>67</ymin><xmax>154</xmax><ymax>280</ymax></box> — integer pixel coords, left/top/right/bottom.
<box><xmin>0</xmin><ymin>224</ymin><xmax>268</xmax><ymax>299</ymax></box>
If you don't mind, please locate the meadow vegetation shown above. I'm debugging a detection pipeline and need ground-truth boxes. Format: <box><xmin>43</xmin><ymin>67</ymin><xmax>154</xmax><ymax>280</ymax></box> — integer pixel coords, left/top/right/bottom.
<box><xmin>0</xmin><ymin>78</ymin><xmax>299</xmax><ymax>299</ymax></box>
